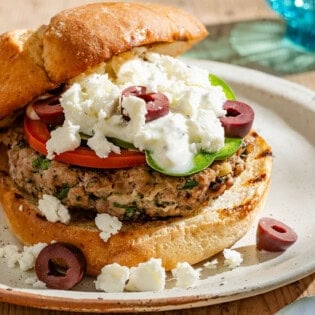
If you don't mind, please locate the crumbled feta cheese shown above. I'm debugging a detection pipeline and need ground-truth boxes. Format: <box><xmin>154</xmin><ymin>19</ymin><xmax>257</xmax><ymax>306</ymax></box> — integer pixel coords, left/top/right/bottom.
<box><xmin>25</xmin><ymin>276</ymin><xmax>37</xmax><ymax>285</ymax></box>
<box><xmin>87</xmin><ymin>125</ymin><xmax>120</xmax><ymax>158</ymax></box>
<box><xmin>95</xmin><ymin>213</ymin><xmax>122</xmax><ymax>242</ymax></box>
<box><xmin>125</xmin><ymin>258</ymin><xmax>166</xmax><ymax>292</ymax></box>
<box><xmin>144</xmin><ymin>53</ymin><xmax>212</xmax><ymax>90</ymax></box>
<box><xmin>25</xmin><ymin>276</ymin><xmax>46</xmax><ymax>288</ymax></box>
<box><xmin>171</xmin><ymin>262</ymin><xmax>200</xmax><ymax>289</ymax></box>
<box><xmin>61</xmin><ymin>72</ymin><xmax>120</xmax><ymax>135</ymax></box>
<box><xmin>204</xmin><ymin>258</ymin><xmax>219</xmax><ymax>269</ymax></box>
<box><xmin>0</xmin><ymin>243</ymin><xmax>47</xmax><ymax>271</ymax></box>
<box><xmin>18</xmin><ymin>243</ymin><xmax>47</xmax><ymax>271</ymax></box>
<box><xmin>187</xmin><ymin>108</ymin><xmax>224</xmax><ymax>153</ymax></box>
<box><xmin>24</xmin><ymin>242</ymin><xmax>48</xmax><ymax>258</ymax></box>
<box><xmin>33</xmin><ymin>280</ymin><xmax>47</xmax><ymax>288</ymax></box>
<box><xmin>0</xmin><ymin>245</ymin><xmax>21</xmax><ymax>268</ymax></box>
<box><xmin>117</xmin><ymin>52</ymin><xmax>226</xmax><ymax>117</ymax></box>
<box><xmin>47</xmin><ymin>50</ymin><xmax>227</xmax><ymax>174</ymax></box>
<box><xmin>116</xmin><ymin>56</ymin><xmax>167</xmax><ymax>92</ymax></box>
<box><xmin>38</xmin><ymin>194</ymin><xmax>70</xmax><ymax>224</ymax></box>
<box><xmin>223</xmin><ymin>249</ymin><xmax>243</xmax><ymax>269</ymax></box>
<box><xmin>46</xmin><ymin>120</ymin><xmax>81</xmax><ymax>159</ymax></box>
<box><xmin>115</xmin><ymin>52</ymin><xmax>226</xmax><ymax>173</ymax></box>
<box><xmin>95</xmin><ymin>263</ymin><xmax>129</xmax><ymax>293</ymax></box>
<box><xmin>121</xmin><ymin>95</ymin><xmax>147</xmax><ymax>136</ymax></box>
<box><xmin>18</xmin><ymin>251</ymin><xmax>35</xmax><ymax>271</ymax></box>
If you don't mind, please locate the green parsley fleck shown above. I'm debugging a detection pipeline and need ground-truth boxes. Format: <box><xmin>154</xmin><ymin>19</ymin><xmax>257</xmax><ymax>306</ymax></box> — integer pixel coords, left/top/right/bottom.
<box><xmin>180</xmin><ymin>178</ymin><xmax>199</xmax><ymax>190</ymax></box>
<box><xmin>32</xmin><ymin>156</ymin><xmax>51</xmax><ymax>171</ymax></box>
<box><xmin>56</xmin><ymin>184</ymin><xmax>72</xmax><ymax>200</ymax></box>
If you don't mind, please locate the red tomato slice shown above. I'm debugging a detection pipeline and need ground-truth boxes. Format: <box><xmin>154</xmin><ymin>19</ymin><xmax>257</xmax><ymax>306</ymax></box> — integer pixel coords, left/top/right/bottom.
<box><xmin>24</xmin><ymin>117</ymin><xmax>146</xmax><ymax>168</ymax></box>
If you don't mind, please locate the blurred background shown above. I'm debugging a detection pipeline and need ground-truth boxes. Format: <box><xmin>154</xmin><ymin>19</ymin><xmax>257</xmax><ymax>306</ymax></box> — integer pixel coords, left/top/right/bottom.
<box><xmin>0</xmin><ymin>0</ymin><xmax>276</xmax><ymax>31</ymax></box>
<box><xmin>1</xmin><ymin>0</ymin><xmax>315</xmax><ymax>80</ymax></box>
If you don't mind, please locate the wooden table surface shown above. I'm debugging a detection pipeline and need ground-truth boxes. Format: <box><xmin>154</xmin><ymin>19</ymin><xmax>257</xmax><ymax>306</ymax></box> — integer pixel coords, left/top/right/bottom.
<box><xmin>0</xmin><ymin>1</ymin><xmax>314</xmax><ymax>314</ymax></box>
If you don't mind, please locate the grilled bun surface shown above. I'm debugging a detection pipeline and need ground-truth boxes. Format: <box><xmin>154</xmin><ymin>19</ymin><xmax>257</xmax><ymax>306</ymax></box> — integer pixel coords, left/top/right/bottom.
<box><xmin>0</xmin><ymin>2</ymin><xmax>208</xmax><ymax>119</ymax></box>
<box><xmin>0</xmin><ymin>131</ymin><xmax>272</xmax><ymax>276</ymax></box>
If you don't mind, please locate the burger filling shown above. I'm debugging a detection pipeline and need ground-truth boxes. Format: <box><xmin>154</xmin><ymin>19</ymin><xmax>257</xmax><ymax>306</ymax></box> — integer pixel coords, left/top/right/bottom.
<box><xmin>0</xmin><ymin>49</ymin><xmax>254</xmax><ymax>221</ymax></box>
<box><xmin>43</xmin><ymin>48</ymin><xmax>227</xmax><ymax>175</ymax></box>
<box><xmin>4</xmin><ymin>128</ymin><xmax>249</xmax><ymax>220</ymax></box>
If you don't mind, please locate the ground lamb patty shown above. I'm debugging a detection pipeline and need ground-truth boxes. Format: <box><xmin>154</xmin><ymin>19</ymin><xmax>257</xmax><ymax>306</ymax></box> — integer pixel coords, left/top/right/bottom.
<box><xmin>6</xmin><ymin>131</ymin><xmax>250</xmax><ymax>221</ymax></box>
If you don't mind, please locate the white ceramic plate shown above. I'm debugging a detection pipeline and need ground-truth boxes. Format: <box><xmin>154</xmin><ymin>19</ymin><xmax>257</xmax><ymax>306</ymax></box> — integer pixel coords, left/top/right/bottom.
<box><xmin>1</xmin><ymin>60</ymin><xmax>315</xmax><ymax>312</ymax></box>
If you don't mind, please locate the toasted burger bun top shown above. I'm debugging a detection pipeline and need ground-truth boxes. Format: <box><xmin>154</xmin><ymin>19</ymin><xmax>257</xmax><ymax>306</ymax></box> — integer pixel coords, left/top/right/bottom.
<box><xmin>0</xmin><ymin>2</ymin><xmax>208</xmax><ymax>120</ymax></box>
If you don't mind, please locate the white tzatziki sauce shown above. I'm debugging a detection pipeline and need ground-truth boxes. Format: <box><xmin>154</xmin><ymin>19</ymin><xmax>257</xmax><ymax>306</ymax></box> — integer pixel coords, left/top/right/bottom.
<box><xmin>46</xmin><ymin>49</ymin><xmax>227</xmax><ymax>174</ymax></box>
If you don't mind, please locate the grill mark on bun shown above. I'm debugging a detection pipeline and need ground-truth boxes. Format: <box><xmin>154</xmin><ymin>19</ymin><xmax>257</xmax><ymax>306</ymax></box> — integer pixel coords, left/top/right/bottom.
<box><xmin>218</xmin><ymin>200</ymin><xmax>254</xmax><ymax>220</ymax></box>
<box><xmin>246</xmin><ymin>173</ymin><xmax>267</xmax><ymax>185</ymax></box>
<box><xmin>257</xmin><ymin>149</ymin><xmax>273</xmax><ymax>159</ymax></box>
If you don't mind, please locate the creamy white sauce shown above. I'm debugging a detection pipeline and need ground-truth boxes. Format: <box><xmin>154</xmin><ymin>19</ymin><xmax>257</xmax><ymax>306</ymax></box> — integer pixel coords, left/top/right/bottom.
<box><xmin>46</xmin><ymin>50</ymin><xmax>227</xmax><ymax>174</ymax></box>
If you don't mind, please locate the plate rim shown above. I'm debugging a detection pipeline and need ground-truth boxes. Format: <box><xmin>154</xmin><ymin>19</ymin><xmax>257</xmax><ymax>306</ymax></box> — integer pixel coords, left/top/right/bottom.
<box><xmin>1</xmin><ymin>264</ymin><xmax>315</xmax><ymax>313</ymax></box>
<box><xmin>1</xmin><ymin>60</ymin><xmax>315</xmax><ymax>312</ymax></box>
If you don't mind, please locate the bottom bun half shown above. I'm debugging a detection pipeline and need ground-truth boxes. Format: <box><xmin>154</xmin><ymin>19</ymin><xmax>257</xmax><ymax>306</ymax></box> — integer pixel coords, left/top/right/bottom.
<box><xmin>0</xmin><ymin>131</ymin><xmax>272</xmax><ymax>276</ymax></box>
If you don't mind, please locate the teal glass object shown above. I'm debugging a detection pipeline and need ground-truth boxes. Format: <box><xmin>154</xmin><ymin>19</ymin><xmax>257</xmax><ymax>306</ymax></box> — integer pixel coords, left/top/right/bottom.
<box><xmin>266</xmin><ymin>0</ymin><xmax>315</xmax><ymax>51</ymax></box>
<box><xmin>185</xmin><ymin>20</ymin><xmax>315</xmax><ymax>75</ymax></box>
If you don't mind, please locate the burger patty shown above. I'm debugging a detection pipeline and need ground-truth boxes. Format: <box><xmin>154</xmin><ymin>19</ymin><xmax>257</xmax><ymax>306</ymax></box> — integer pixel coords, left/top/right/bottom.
<box><xmin>4</xmin><ymin>128</ymin><xmax>250</xmax><ymax>221</ymax></box>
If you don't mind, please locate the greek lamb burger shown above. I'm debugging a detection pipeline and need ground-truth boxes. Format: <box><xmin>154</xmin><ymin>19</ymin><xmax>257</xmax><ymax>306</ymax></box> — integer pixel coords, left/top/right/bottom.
<box><xmin>0</xmin><ymin>2</ymin><xmax>272</xmax><ymax>277</ymax></box>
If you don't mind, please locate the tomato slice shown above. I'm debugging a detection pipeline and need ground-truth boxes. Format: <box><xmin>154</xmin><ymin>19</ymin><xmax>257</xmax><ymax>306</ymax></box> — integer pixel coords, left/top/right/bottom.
<box><xmin>24</xmin><ymin>117</ymin><xmax>146</xmax><ymax>168</ymax></box>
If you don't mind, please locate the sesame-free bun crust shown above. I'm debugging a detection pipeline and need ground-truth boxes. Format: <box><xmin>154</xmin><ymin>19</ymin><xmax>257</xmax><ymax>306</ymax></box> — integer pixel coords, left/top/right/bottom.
<box><xmin>0</xmin><ymin>2</ymin><xmax>208</xmax><ymax>119</ymax></box>
<box><xmin>0</xmin><ymin>131</ymin><xmax>272</xmax><ymax>276</ymax></box>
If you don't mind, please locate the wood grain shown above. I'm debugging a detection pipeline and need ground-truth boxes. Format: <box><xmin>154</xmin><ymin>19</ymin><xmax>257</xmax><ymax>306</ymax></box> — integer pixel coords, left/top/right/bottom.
<box><xmin>0</xmin><ymin>0</ymin><xmax>314</xmax><ymax>314</ymax></box>
<box><xmin>0</xmin><ymin>0</ymin><xmax>277</xmax><ymax>33</ymax></box>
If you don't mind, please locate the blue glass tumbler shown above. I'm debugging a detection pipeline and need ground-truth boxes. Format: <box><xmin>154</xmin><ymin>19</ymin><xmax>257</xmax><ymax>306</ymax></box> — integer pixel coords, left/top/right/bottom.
<box><xmin>266</xmin><ymin>0</ymin><xmax>315</xmax><ymax>51</ymax></box>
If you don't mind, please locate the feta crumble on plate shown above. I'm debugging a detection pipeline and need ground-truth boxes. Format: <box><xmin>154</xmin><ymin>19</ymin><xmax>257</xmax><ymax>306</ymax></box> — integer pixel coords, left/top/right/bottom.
<box><xmin>204</xmin><ymin>258</ymin><xmax>219</xmax><ymax>269</ymax></box>
<box><xmin>0</xmin><ymin>243</ymin><xmax>47</xmax><ymax>271</ymax></box>
<box><xmin>125</xmin><ymin>258</ymin><xmax>166</xmax><ymax>292</ymax></box>
<box><xmin>171</xmin><ymin>262</ymin><xmax>201</xmax><ymax>289</ymax></box>
<box><xmin>223</xmin><ymin>248</ymin><xmax>243</xmax><ymax>269</ymax></box>
<box><xmin>95</xmin><ymin>263</ymin><xmax>129</xmax><ymax>293</ymax></box>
